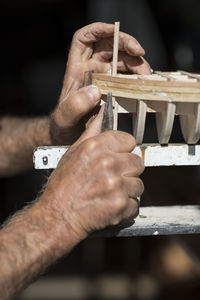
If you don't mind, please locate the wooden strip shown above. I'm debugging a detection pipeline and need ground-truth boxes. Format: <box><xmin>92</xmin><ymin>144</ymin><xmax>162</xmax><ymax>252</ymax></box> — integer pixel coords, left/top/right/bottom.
<box><xmin>157</xmin><ymin>71</ymin><xmax>197</xmax><ymax>82</ymax></box>
<box><xmin>132</xmin><ymin>100</ymin><xmax>147</xmax><ymax>144</ymax></box>
<box><xmin>180</xmin><ymin>103</ymin><xmax>200</xmax><ymax>144</ymax></box>
<box><xmin>112</xmin><ymin>22</ymin><xmax>120</xmax><ymax>76</ymax></box>
<box><xmin>156</xmin><ymin>102</ymin><xmax>176</xmax><ymax>144</ymax></box>
<box><xmin>179</xmin><ymin>70</ymin><xmax>200</xmax><ymax>80</ymax></box>
<box><xmin>154</xmin><ymin>71</ymin><xmax>171</xmax><ymax>81</ymax></box>
<box><xmin>98</xmin><ymin>87</ymin><xmax>200</xmax><ymax>103</ymax></box>
<box><xmin>93</xmin><ymin>77</ymin><xmax>200</xmax><ymax>94</ymax></box>
<box><xmin>92</xmin><ymin>73</ymin><xmax>200</xmax><ymax>89</ymax></box>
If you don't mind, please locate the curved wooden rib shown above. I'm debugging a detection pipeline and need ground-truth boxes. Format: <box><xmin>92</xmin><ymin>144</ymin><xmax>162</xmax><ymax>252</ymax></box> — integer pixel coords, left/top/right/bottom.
<box><xmin>180</xmin><ymin>103</ymin><xmax>200</xmax><ymax>144</ymax></box>
<box><xmin>156</xmin><ymin>102</ymin><xmax>176</xmax><ymax>144</ymax></box>
<box><xmin>132</xmin><ymin>100</ymin><xmax>147</xmax><ymax>144</ymax></box>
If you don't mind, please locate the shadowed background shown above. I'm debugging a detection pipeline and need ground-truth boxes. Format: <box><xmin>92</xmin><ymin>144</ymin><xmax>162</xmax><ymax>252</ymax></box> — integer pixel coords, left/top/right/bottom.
<box><xmin>1</xmin><ymin>0</ymin><xmax>200</xmax><ymax>299</ymax></box>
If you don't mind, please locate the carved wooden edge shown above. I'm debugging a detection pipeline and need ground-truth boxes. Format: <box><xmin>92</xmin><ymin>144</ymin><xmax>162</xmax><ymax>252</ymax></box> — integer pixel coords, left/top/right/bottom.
<box><xmin>92</xmin><ymin>72</ymin><xmax>200</xmax><ymax>144</ymax></box>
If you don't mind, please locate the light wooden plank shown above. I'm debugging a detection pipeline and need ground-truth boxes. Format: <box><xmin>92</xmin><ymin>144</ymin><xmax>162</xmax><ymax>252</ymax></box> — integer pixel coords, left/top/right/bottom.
<box><xmin>99</xmin><ymin>88</ymin><xmax>200</xmax><ymax>103</ymax></box>
<box><xmin>92</xmin><ymin>73</ymin><xmax>200</xmax><ymax>88</ymax></box>
<box><xmin>112</xmin><ymin>22</ymin><xmax>120</xmax><ymax>76</ymax></box>
<box><xmin>179</xmin><ymin>70</ymin><xmax>200</xmax><ymax>80</ymax></box>
<box><xmin>180</xmin><ymin>103</ymin><xmax>200</xmax><ymax>144</ymax></box>
<box><xmin>132</xmin><ymin>100</ymin><xmax>147</xmax><ymax>144</ymax></box>
<box><xmin>156</xmin><ymin>102</ymin><xmax>176</xmax><ymax>144</ymax></box>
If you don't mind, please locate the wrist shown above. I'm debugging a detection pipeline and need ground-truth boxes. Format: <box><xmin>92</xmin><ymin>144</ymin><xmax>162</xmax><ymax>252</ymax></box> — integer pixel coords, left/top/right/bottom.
<box><xmin>32</xmin><ymin>117</ymin><xmax>52</xmax><ymax>146</ymax></box>
<box><xmin>31</xmin><ymin>192</ymin><xmax>84</xmax><ymax>258</ymax></box>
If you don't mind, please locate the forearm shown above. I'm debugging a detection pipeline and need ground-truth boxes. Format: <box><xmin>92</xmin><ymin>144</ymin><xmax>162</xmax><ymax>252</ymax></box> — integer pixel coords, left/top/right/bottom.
<box><xmin>0</xmin><ymin>116</ymin><xmax>51</xmax><ymax>176</ymax></box>
<box><xmin>0</xmin><ymin>197</ymin><xmax>80</xmax><ymax>299</ymax></box>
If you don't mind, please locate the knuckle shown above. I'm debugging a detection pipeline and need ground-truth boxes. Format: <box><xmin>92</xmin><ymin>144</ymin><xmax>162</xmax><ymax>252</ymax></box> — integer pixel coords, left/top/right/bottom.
<box><xmin>98</xmin><ymin>156</ymin><xmax>116</xmax><ymax>171</ymax></box>
<box><xmin>73</xmin><ymin>28</ymin><xmax>81</xmax><ymax>39</ymax></box>
<box><xmin>112</xmin><ymin>195</ymin><xmax>128</xmax><ymax>214</ymax></box>
<box><xmin>79</xmin><ymin>139</ymin><xmax>99</xmax><ymax>156</ymax></box>
<box><xmin>91</xmin><ymin>22</ymin><xmax>105</xmax><ymax>35</ymax></box>
<box><xmin>70</xmin><ymin>94</ymin><xmax>84</xmax><ymax>111</ymax></box>
<box><xmin>105</xmin><ymin>175</ymin><xmax>122</xmax><ymax>192</ymax></box>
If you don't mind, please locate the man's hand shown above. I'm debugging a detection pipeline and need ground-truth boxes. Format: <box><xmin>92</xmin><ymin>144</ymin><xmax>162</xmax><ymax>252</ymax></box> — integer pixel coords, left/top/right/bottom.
<box><xmin>43</xmin><ymin>111</ymin><xmax>144</xmax><ymax>243</ymax></box>
<box><xmin>50</xmin><ymin>22</ymin><xmax>151</xmax><ymax>145</ymax></box>
<box><xmin>0</xmin><ymin>109</ymin><xmax>144</xmax><ymax>298</ymax></box>
<box><xmin>50</xmin><ymin>84</ymin><xmax>102</xmax><ymax>144</ymax></box>
<box><xmin>61</xmin><ymin>22</ymin><xmax>151</xmax><ymax>98</ymax></box>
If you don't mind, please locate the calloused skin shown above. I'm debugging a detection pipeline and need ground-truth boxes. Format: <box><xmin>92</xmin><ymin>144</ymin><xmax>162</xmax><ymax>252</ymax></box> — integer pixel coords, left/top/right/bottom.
<box><xmin>0</xmin><ymin>110</ymin><xmax>144</xmax><ymax>299</ymax></box>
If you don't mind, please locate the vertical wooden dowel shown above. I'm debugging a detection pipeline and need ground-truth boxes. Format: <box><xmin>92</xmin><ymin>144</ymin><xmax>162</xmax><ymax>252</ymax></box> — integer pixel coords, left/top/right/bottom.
<box><xmin>112</xmin><ymin>21</ymin><xmax>120</xmax><ymax>76</ymax></box>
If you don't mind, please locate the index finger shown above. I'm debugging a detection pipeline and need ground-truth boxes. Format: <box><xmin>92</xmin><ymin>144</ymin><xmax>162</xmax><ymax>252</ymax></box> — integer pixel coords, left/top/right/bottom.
<box><xmin>93</xmin><ymin>130</ymin><xmax>136</xmax><ymax>153</ymax></box>
<box><xmin>72</xmin><ymin>22</ymin><xmax>145</xmax><ymax>56</ymax></box>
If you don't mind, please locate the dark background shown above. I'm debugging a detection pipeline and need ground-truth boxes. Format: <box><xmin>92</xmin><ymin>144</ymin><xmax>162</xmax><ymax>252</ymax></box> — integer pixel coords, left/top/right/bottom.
<box><xmin>1</xmin><ymin>0</ymin><xmax>200</xmax><ymax>299</ymax></box>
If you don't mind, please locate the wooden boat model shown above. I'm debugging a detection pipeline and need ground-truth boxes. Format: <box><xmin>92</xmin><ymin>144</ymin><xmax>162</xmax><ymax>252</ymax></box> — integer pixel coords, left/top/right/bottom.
<box><xmin>91</xmin><ymin>71</ymin><xmax>200</xmax><ymax>144</ymax></box>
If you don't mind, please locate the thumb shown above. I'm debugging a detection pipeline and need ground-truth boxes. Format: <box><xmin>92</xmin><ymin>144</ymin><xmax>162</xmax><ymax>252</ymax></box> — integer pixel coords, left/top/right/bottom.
<box><xmin>70</xmin><ymin>104</ymin><xmax>105</xmax><ymax>149</ymax></box>
<box><xmin>54</xmin><ymin>85</ymin><xmax>102</xmax><ymax>128</ymax></box>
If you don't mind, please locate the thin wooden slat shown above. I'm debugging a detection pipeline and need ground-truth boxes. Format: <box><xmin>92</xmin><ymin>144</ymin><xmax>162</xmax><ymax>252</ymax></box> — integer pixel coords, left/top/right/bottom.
<box><xmin>156</xmin><ymin>102</ymin><xmax>176</xmax><ymax>144</ymax></box>
<box><xmin>179</xmin><ymin>70</ymin><xmax>200</xmax><ymax>80</ymax></box>
<box><xmin>112</xmin><ymin>22</ymin><xmax>120</xmax><ymax>76</ymax></box>
<box><xmin>157</xmin><ymin>72</ymin><xmax>197</xmax><ymax>82</ymax></box>
<box><xmin>98</xmin><ymin>87</ymin><xmax>200</xmax><ymax>103</ymax></box>
<box><xmin>92</xmin><ymin>73</ymin><xmax>200</xmax><ymax>88</ymax></box>
<box><xmin>132</xmin><ymin>100</ymin><xmax>147</xmax><ymax>144</ymax></box>
<box><xmin>94</xmin><ymin>78</ymin><xmax>200</xmax><ymax>93</ymax></box>
<box><xmin>92</xmin><ymin>73</ymin><xmax>200</xmax><ymax>103</ymax></box>
<box><xmin>180</xmin><ymin>103</ymin><xmax>200</xmax><ymax>144</ymax></box>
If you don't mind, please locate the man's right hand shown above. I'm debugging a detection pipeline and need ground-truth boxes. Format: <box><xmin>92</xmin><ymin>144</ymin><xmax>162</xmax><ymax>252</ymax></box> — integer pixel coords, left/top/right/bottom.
<box><xmin>40</xmin><ymin>110</ymin><xmax>144</xmax><ymax>246</ymax></box>
<box><xmin>0</xmin><ymin>109</ymin><xmax>144</xmax><ymax>299</ymax></box>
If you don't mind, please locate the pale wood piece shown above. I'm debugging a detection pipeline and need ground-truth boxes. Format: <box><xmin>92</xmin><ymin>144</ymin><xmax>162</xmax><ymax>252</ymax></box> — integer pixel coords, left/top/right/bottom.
<box><xmin>93</xmin><ymin>72</ymin><xmax>200</xmax><ymax>144</ymax></box>
<box><xmin>156</xmin><ymin>71</ymin><xmax>197</xmax><ymax>82</ymax></box>
<box><xmin>179</xmin><ymin>70</ymin><xmax>200</xmax><ymax>80</ymax></box>
<box><xmin>112</xmin><ymin>22</ymin><xmax>120</xmax><ymax>76</ymax></box>
<box><xmin>156</xmin><ymin>102</ymin><xmax>176</xmax><ymax>144</ymax></box>
<box><xmin>132</xmin><ymin>100</ymin><xmax>147</xmax><ymax>144</ymax></box>
<box><xmin>180</xmin><ymin>103</ymin><xmax>200</xmax><ymax>144</ymax></box>
<box><xmin>92</xmin><ymin>73</ymin><xmax>200</xmax><ymax>103</ymax></box>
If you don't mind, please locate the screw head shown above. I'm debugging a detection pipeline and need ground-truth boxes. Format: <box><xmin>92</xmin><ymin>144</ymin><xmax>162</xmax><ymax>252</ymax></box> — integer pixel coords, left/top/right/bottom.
<box><xmin>42</xmin><ymin>156</ymin><xmax>48</xmax><ymax>165</ymax></box>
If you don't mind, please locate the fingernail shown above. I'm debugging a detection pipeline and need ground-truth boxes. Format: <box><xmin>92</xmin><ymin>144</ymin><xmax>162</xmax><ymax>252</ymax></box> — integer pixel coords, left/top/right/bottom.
<box><xmin>87</xmin><ymin>85</ymin><xmax>101</xmax><ymax>102</ymax></box>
